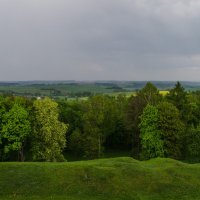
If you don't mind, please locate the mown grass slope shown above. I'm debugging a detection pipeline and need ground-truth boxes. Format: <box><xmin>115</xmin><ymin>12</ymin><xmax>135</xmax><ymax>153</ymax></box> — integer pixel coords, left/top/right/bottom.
<box><xmin>0</xmin><ymin>157</ymin><xmax>200</xmax><ymax>200</ymax></box>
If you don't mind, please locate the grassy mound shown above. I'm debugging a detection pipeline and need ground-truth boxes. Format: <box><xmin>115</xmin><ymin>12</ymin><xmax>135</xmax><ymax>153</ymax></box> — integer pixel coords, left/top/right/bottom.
<box><xmin>1</xmin><ymin>157</ymin><xmax>200</xmax><ymax>200</ymax></box>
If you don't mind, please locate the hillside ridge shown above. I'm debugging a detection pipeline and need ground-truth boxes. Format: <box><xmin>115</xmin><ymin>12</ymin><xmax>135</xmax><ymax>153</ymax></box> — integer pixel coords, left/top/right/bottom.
<box><xmin>1</xmin><ymin>157</ymin><xmax>200</xmax><ymax>200</ymax></box>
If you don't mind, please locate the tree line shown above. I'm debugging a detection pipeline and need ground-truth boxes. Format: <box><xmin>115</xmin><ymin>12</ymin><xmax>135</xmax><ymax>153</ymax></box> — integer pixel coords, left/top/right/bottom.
<box><xmin>1</xmin><ymin>82</ymin><xmax>200</xmax><ymax>162</ymax></box>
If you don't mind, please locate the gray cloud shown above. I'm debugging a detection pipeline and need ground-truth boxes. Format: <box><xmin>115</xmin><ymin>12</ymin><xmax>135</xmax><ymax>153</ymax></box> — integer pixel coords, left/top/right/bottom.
<box><xmin>0</xmin><ymin>0</ymin><xmax>200</xmax><ymax>81</ymax></box>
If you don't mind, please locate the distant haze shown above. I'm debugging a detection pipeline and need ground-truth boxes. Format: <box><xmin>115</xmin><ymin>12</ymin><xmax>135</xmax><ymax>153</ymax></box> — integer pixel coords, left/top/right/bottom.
<box><xmin>1</xmin><ymin>0</ymin><xmax>200</xmax><ymax>81</ymax></box>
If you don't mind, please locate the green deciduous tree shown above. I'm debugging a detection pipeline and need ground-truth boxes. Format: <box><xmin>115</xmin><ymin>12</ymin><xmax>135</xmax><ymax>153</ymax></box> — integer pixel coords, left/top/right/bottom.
<box><xmin>82</xmin><ymin>95</ymin><xmax>122</xmax><ymax>159</ymax></box>
<box><xmin>185</xmin><ymin>126</ymin><xmax>200</xmax><ymax>161</ymax></box>
<box><xmin>139</xmin><ymin>82</ymin><xmax>162</xmax><ymax>105</ymax></box>
<box><xmin>0</xmin><ymin>97</ymin><xmax>6</xmax><ymax>160</ymax></box>
<box><xmin>32</xmin><ymin>97</ymin><xmax>68</xmax><ymax>161</ymax></box>
<box><xmin>82</xmin><ymin>95</ymin><xmax>107</xmax><ymax>158</ymax></box>
<box><xmin>127</xmin><ymin>82</ymin><xmax>162</xmax><ymax>158</ymax></box>
<box><xmin>139</xmin><ymin>104</ymin><xmax>164</xmax><ymax>159</ymax></box>
<box><xmin>69</xmin><ymin>129</ymin><xmax>84</xmax><ymax>157</ymax></box>
<box><xmin>184</xmin><ymin>91</ymin><xmax>200</xmax><ymax>129</ymax></box>
<box><xmin>1</xmin><ymin>104</ymin><xmax>31</xmax><ymax>161</ymax></box>
<box><xmin>157</xmin><ymin>102</ymin><xmax>185</xmax><ymax>159</ymax></box>
<box><xmin>105</xmin><ymin>94</ymin><xmax>130</xmax><ymax>149</ymax></box>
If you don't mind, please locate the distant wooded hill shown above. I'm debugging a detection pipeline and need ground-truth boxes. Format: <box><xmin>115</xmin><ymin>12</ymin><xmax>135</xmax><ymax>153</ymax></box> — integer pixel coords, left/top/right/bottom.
<box><xmin>0</xmin><ymin>81</ymin><xmax>199</xmax><ymax>98</ymax></box>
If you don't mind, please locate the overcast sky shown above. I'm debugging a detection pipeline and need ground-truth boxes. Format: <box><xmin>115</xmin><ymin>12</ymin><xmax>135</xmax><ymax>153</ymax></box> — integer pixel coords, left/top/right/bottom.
<box><xmin>0</xmin><ymin>0</ymin><xmax>200</xmax><ymax>81</ymax></box>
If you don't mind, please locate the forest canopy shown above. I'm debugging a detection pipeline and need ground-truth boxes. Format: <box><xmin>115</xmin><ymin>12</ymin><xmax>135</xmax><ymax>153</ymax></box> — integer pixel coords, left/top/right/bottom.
<box><xmin>0</xmin><ymin>82</ymin><xmax>200</xmax><ymax>162</ymax></box>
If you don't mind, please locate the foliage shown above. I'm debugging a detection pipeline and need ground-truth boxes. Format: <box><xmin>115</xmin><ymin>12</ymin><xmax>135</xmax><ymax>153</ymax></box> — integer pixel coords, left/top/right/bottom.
<box><xmin>59</xmin><ymin>95</ymin><xmax>129</xmax><ymax>160</ymax></box>
<box><xmin>185</xmin><ymin>126</ymin><xmax>200</xmax><ymax>161</ymax></box>
<box><xmin>126</xmin><ymin>82</ymin><xmax>162</xmax><ymax>158</ymax></box>
<box><xmin>139</xmin><ymin>104</ymin><xmax>164</xmax><ymax>159</ymax></box>
<box><xmin>80</xmin><ymin>95</ymin><xmax>123</xmax><ymax>158</ymax></box>
<box><xmin>1</xmin><ymin>104</ymin><xmax>31</xmax><ymax>161</ymax></box>
<box><xmin>167</xmin><ymin>81</ymin><xmax>190</xmax><ymax>125</ymax></box>
<box><xmin>0</xmin><ymin>81</ymin><xmax>200</xmax><ymax>162</ymax></box>
<box><xmin>167</xmin><ymin>82</ymin><xmax>187</xmax><ymax>110</ymax></box>
<box><xmin>32</xmin><ymin>97</ymin><xmax>68</xmax><ymax>161</ymax></box>
<box><xmin>157</xmin><ymin>102</ymin><xmax>185</xmax><ymax>159</ymax></box>
<box><xmin>186</xmin><ymin>92</ymin><xmax>200</xmax><ymax>127</ymax></box>
<box><xmin>69</xmin><ymin>129</ymin><xmax>84</xmax><ymax>157</ymax></box>
<box><xmin>139</xmin><ymin>82</ymin><xmax>162</xmax><ymax>105</ymax></box>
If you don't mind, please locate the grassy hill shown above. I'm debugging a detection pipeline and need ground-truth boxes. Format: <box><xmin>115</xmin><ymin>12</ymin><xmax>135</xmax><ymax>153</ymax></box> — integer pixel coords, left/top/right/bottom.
<box><xmin>1</xmin><ymin>157</ymin><xmax>200</xmax><ymax>200</ymax></box>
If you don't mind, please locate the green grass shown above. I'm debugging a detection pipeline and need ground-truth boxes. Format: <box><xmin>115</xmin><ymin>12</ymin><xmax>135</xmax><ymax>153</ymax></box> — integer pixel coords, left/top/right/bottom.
<box><xmin>1</xmin><ymin>157</ymin><xmax>200</xmax><ymax>200</ymax></box>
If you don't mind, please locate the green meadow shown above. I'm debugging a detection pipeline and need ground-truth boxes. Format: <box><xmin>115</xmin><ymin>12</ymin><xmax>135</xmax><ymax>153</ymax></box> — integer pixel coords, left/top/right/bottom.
<box><xmin>1</xmin><ymin>157</ymin><xmax>200</xmax><ymax>200</ymax></box>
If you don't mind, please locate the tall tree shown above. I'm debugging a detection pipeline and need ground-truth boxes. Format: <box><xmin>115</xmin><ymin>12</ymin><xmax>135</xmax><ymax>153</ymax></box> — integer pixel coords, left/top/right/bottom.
<box><xmin>32</xmin><ymin>97</ymin><xmax>68</xmax><ymax>161</ymax></box>
<box><xmin>157</xmin><ymin>102</ymin><xmax>185</xmax><ymax>159</ymax></box>
<box><xmin>82</xmin><ymin>95</ymin><xmax>107</xmax><ymax>158</ymax></box>
<box><xmin>127</xmin><ymin>82</ymin><xmax>161</xmax><ymax>158</ymax></box>
<box><xmin>185</xmin><ymin>125</ymin><xmax>200</xmax><ymax>161</ymax></box>
<box><xmin>139</xmin><ymin>104</ymin><xmax>164</xmax><ymax>159</ymax></box>
<box><xmin>81</xmin><ymin>95</ymin><xmax>120</xmax><ymax>158</ymax></box>
<box><xmin>167</xmin><ymin>82</ymin><xmax>187</xmax><ymax>110</ymax></box>
<box><xmin>139</xmin><ymin>82</ymin><xmax>161</xmax><ymax>105</ymax></box>
<box><xmin>185</xmin><ymin>92</ymin><xmax>200</xmax><ymax>127</ymax></box>
<box><xmin>1</xmin><ymin>104</ymin><xmax>31</xmax><ymax>161</ymax></box>
<box><xmin>57</xmin><ymin>100</ymin><xmax>84</xmax><ymax>154</ymax></box>
<box><xmin>167</xmin><ymin>82</ymin><xmax>189</xmax><ymax>123</ymax></box>
<box><xmin>0</xmin><ymin>97</ymin><xmax>6</xmax><ymax>160</ymax></box>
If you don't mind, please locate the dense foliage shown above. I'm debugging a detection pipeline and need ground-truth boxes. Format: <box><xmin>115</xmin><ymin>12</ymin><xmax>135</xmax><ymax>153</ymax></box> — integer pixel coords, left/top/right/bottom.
<box><xmin>32</xmin><ymin>97</ymin><xmax>68</xmax><ymax>161</ymax></box>
<box><xmin>1</xmin><ymin>82</ymin><xmax>200</xmax><ymax>162</ymax></box>
<box><xmin>139</xmin><ymin>104</ymin><xmax>164</xmax><ymax>159</ymax></box>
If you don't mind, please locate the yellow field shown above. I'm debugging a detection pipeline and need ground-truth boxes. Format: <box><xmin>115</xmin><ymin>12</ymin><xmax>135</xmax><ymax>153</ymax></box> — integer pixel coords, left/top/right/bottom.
<box><xmin>159</xmin><ymin>90</ymin><xmax>169</xmax><ymax>95</ymax></box>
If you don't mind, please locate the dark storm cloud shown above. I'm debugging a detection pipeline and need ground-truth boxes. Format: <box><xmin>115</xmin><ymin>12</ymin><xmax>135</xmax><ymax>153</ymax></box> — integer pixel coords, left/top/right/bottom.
<box><xmin>0</xmin><ymin>0</ymin><xmax>200</xmax><ymax>81</ymax></box>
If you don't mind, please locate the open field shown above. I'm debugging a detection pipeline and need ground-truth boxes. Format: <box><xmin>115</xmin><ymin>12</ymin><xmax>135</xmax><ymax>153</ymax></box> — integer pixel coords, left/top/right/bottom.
<box><xmin>0</xmin><ymin>81</ymin><xmax>199</xmax><ymax>98</ymax></box>
<box><xmin>1</xmin><ymin>157</ymin><xmax>200</xmax><ymax>200</ymax></box>
<box><xmin>159</xmin><ymin>90</ymin><xmax>169</xmax><ymax>95</ymax></box>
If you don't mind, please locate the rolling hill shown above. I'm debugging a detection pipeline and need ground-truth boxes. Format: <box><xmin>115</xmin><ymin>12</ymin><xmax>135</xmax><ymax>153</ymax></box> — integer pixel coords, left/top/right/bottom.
<box><xmin>1</xmin><ymin>157</ymin><xmax>200</xmax><ymax>200</ymax></box>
